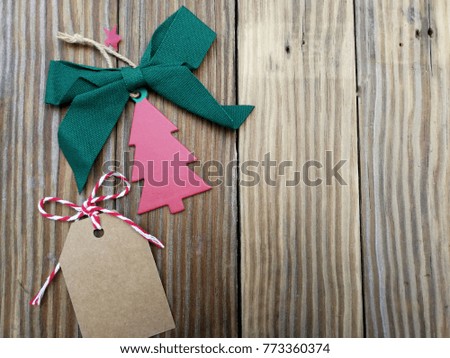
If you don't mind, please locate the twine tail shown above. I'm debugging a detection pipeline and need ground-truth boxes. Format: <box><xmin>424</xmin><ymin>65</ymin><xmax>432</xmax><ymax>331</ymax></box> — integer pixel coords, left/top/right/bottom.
<box><xmin>29</xmin><ymin>263</ymin><xmax>61</xmax><ymax>306</ymax></box>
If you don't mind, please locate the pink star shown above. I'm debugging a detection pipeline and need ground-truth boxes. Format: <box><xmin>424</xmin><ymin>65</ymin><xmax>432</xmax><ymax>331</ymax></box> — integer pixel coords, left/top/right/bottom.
<box><xmin>104</xmin><ymin>25</ymin><xmax>122</xmax><ymax>50</ymax></box>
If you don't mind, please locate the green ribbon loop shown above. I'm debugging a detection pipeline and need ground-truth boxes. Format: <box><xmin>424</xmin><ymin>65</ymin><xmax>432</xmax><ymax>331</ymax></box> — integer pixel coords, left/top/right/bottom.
<box><xmin>45</xmin><ymin>6</ymin><xmax>254</xmax><ymax>192</ymax></box>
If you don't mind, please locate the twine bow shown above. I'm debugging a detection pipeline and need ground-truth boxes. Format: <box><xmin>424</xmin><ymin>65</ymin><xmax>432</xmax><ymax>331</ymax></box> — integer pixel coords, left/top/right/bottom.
<box><xmin>46</xmin><ymin>6</ymin><xmax>254</xmax><ymax>192</ymax></box>
<box><xmin>30</xmin><ymin>171</ymin><xmax>163</xmax><ymax>306</ymax></box>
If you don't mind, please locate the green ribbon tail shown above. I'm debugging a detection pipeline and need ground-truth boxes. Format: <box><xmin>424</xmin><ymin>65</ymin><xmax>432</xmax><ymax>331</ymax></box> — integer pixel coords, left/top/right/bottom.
<box><xmin>221</xmin><ymin>105</ymin><xmax>255</xmax><ymax>129</ymax></box>
<box><xmin>145</xmin><ymin>66</ymin><xmax>254</xmax><ymax>129</ymax></box>
<box><xmin>58</xmin><ymin>82</ymin><xmax>129</xmax><ymax>192</ymax></box>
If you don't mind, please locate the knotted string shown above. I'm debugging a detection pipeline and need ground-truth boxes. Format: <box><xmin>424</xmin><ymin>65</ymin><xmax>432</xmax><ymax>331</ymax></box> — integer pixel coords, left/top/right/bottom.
<box><xmin>30</xmin><ymin>171</ymin><xmax>163</xmax><ymax>306</ymax></box>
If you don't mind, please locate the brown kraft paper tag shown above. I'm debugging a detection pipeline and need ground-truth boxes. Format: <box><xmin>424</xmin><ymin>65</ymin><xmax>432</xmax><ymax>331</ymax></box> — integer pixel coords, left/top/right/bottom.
<box><xmin>59</xmin><ymin>214</ymin><xmax>175</xmax><ymax>337</ymax></box>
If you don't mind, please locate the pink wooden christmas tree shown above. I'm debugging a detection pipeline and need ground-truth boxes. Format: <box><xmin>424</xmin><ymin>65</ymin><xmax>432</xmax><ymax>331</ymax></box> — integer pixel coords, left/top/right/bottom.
<box><xmin>129</xmin><ymin>90</ymin><xmax>211</xmax><ymax>214</ymax></box>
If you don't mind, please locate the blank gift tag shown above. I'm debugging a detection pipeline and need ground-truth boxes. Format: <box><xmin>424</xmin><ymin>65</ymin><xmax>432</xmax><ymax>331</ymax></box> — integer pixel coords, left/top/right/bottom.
<box><xmin>59</xmin><ymin>214</ymin><xmax>175</xmax><ymax>337</ymax></box>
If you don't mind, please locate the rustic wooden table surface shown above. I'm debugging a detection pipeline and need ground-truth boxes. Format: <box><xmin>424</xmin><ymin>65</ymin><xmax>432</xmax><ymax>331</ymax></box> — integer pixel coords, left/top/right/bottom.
<box><xmin>1</xmin><ymin>0</ymin><xmax>449</xmax><ymax>338</ymax></box>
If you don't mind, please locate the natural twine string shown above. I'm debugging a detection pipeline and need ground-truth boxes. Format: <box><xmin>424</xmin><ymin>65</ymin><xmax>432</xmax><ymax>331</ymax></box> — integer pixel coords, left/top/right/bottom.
<box><xmin>57</xmin><ymin>32</ymin><xmax>140</xmax><ymax>98</ymax></box>
<box><xmin>56</xmin><ymin>32</ymin><xmax>137</xmax><ymax>68</ymax></box>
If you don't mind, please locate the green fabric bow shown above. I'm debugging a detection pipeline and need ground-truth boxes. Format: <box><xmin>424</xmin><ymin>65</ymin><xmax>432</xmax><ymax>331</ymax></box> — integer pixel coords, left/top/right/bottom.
<box><xmin>45</xmin><ymin>6</ymin><xmax>254</xmax><ymax>192</ymax></box>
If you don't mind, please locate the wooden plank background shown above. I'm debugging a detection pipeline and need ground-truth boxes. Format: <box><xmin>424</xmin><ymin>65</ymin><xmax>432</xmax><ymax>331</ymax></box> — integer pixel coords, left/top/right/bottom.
<box><xmin>355</xmin><ymin>0</ymin><xmax>450</xmax><ymax>337</ymax></box>
<box><xmin>0</xmin><ymin>0</ymin><xmax>448</xmax><ymax>338</ymax></box>
<box><xmin>238</xmin><ymin>0</ymin><xmax>362</xmax><ymax>337</ymax></box>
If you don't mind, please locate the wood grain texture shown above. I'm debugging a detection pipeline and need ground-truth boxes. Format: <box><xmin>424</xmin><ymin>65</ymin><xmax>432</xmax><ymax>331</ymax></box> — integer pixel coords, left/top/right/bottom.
<box><xmin>0</xmin><ymin>0</ymin><xmax>118</xmax><ymax>337</ymax></box>
<box><xmin>110</xmin><ymin>0</ymin><xmax>239</xmax><ymax>337</ymax></box>
<box><xmin>0</xmin><ymin>0</ymin><xmax>239</xmax><ymax>338</ymax></box>
<box><xmin>355</xmin><ymin>0</ymin><xmax>450</xmax><ymax>337</ymax></box>
<box><xmin>2</xmin><ymin>0</ymin><xmax>450</xmax><ymax>338</ymax></box>
<box><xmin>238</xmin><ymin>0</ymin><xmax>362</xmax><ymax>337</ymax></box>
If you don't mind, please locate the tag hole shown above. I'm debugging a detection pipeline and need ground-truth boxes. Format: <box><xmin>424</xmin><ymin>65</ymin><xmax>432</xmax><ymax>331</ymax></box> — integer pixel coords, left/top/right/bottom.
<box><xmin>130</xmin><ymin>88</ymin><xmax>148</xmax><ymax>103</ymax></box>
<box><xmin>93</xmin><ymin>229</ymin><xmax>104</xmax><ymax>238</ymax></box>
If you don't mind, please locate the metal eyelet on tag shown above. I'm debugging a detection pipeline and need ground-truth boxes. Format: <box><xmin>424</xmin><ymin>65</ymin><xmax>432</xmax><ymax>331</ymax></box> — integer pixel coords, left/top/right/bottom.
<box><xmin>130</xmin><ymin>88</ymin><xmax>147</xmax><ymax>102</ymax></box>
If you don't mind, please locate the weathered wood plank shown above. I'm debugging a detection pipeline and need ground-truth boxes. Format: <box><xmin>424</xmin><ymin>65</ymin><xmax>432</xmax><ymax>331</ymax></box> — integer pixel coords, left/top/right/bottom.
<box><xmin>0</xmin><ymin>0</ymin><xmax>118</xmax><ymax>337</ymax></box>
<box><xmin>115</xmin><ymin>1</ymin><xmax>239</xmax><ymax>337</ymax></box>
<box><xmin>1</xmin><ymin>0</ymin><xmax>238</xmax><ymax>338</ymax></box>
<box><xmin>238</xmin><ymin>0</ymin><xmax>362</xmax><ymax>337</ymax></box>
<box><xmin>355</xmin><ymin>0</ymin><xmax>450</xmax><ymax>337</ymax></box>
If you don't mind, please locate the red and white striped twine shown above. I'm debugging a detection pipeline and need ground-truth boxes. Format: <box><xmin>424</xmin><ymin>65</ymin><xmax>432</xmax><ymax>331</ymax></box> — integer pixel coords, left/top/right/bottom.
<box><xmin>30</xmin><ymin>171</ymin><xmax>164</xmax><ymax>306</ymax></box>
